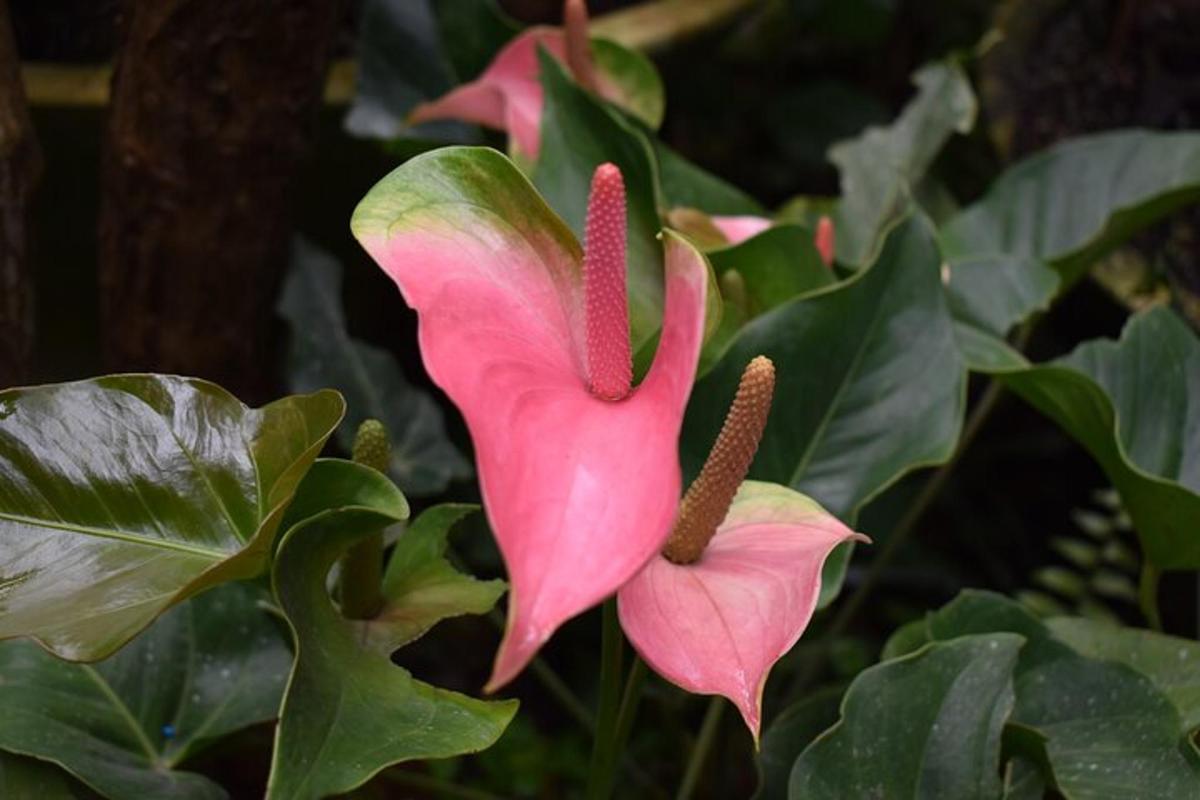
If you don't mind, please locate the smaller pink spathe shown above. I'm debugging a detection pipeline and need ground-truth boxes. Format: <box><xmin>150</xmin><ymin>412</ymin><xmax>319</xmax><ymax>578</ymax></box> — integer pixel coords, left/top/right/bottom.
<box><xmin>710</xmin><ymin>215</ymin><xmax>772</xmax><ymax>245</ymax></box>
<box><xmin>618</xmin><ymin>481</ymin><xmax>867</xmax><ymax>741</ymax></box>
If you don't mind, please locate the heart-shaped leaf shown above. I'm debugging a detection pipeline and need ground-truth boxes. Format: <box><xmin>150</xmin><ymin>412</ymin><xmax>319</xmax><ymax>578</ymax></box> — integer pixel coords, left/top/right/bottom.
<box><xmin>943</xmin><ymin>130</ymin><xmax>1200</xmax><ymax>286</ymax></box>
<box><xmin>0</xmin><ymin>582</ymin><xmax>292</xmax><ymax>800</ymax></box>
<box><xmin>0</xmin><ymin>376</ymin><xmax>342</xmax><ymax>661</ymax></box>
<box><xmin>996</xmin><ymin>307</ymin><xmax>1200</xmax><ymax>569</ymax></box>
<box><xmin>279</xmin><ymin>239</ymin><xmax>471</xmax><ymax>496</ymax></box>
<box><xmin>830</xmin><ymin>61</ymin><xmax>976</xmax><ymax>266</ymax></box>
<box><xmin>267</xmin><ymin>460</ymin><xmax>515</xmax><ymax>800</ymax></box>
<box><xmin>942</xmin><ymin>130</ymin><xmax>1200</xmax><ymax>339</ymax></box>
<box><xmin>887</xmin><ymin>591</ymin><xmax>1200</xmax><ymax>798</ymax></box>
<box><xmin>1048</xmin><ymin>618</ymin><xmax>1200</xmax><ymax>733</ymax></box>
<box><xmin>788</xmin><ymin>633</ymin><xmax>1022</xmax><ymax>800</ymax></box>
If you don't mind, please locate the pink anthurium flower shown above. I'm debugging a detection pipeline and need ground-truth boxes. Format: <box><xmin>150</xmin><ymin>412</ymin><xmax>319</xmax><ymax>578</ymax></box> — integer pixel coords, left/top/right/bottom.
<box><xmin>617</xmin><ymin>357</ymin><xmax>866</xmax><ymax>741</ymax></box>
<box><xmin>409</xmin><ymin>0</ymin><xmax>650</xmax><ymax>162</ymax></box>
<box><xmin>711</xmin><ymin>214</ymin><xmax>837</xmax><ymax>267</ymax></box>
<box><xmin>352</xmin><ymin>148</ymin><xmax>708</xmax><ymax>691</ymax></box>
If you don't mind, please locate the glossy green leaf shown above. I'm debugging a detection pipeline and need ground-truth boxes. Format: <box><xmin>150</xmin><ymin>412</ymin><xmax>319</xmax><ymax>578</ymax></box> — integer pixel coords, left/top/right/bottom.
<box><xmin>830</xmin><ymin>61</ymin><xmax>975</xmax><ymax>266</ymax></box>
<box><xmin>1011</xmin><ymin>653</ymin><xmax>1200</xmax><ymax>799</ymax></box>
<box><xmin>279</xmin><ymin>239</ymin><xmax>472</xmax><ymax>496</ymax></box>
<box><xmin>789</xmin><ymin>634</ymin><xmax>1021</xmax><ymax>800</ymax></box>
<box><xmin>352</xmin><ymin>503</ymin><xmax>505</xmax><ymax>654</ymax></box>
<box><xmin>997</xmin><ymin>307</ymin><xmax>1200</xmax><ymax>569</ymax></box>
<box><xmin>267</xmin><ymin>460</ymin><xmax>515</xmax><ymax>800</ymax></box>
<box><xmin>0</xmin><ymin>582</ymin><xmax>292</xmax><ymax>800</ymax></box>
<box><xmin>0</xmin><ymin>376</ymin><xmax>342</xmax><ymax>661</ymax></box>
<box><xmin>886</xmin><ymin>591</ymin><xmax>1200</xmax><ymax>798</ymax></box>
<box><xmin>754</xmin><ymin>686</ymin><xmax>843</xmax><ymax>800</ymax></box>
<box><xmin>683</xmin><ymin>215</ymin><xmax>965</xmax><ymax>523</ymax></box>
<box><xmin>1047</xmin><ymin>617</ymin><xmax>1200</xmax><ymax>733</ymax></box>
<box><xmin>0</xmin><ymin>752</ymin><xmax>79</xmax><ymax>799</ymax></box>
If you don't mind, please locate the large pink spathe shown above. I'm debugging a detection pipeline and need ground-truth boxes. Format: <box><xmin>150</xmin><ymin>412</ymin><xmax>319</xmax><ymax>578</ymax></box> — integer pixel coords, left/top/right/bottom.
<box><xmin>618</xmin><ymin>481</ymin><xmax>866</xmax><ymax>740</ymax></box>
<box><xmin>352</xmin><ymin>148</ymin><xmax>708</xmax><ymax>691</ymax></box>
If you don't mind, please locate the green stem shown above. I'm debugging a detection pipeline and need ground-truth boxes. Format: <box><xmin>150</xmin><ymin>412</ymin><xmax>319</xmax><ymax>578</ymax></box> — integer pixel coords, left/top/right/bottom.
<box><xmin>1140</xmin><ymin>561</ymin><xmax>1163</xmax><ymax>631</ymax></box>
<box><xmin>586</xmin><ymin>600</ymin><xmax>625</xmax><ymax>800</ymax></box>
<box><xmin>612</xmin><ymin>657</ymin><xmax>649</xmax><ymax>764</ymax></box>
<box><xmin>676</xmin><ymin>698</ymin><xmax>724</xmax><ymax>800</ymax></box>
<box><xmin>382</xmin><ymin>769</ymin><xmax>506</xmax><ymax>800</ymax></box>
<box><xmin>339</xmin><ymin>532</ymin><xmax>384</xmax><ymax>619</ymax></box>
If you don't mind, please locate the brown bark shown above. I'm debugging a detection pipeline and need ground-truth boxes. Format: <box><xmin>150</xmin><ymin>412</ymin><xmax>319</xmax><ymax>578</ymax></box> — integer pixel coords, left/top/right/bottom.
<box><xmin>0</xmin><ymin>0</ymin><xmax>41</xmax><ymax>387</ymax></box>
<box><xmin>98</xmin><ymin>1</ymin><xmax>343</xmax><ymax>401</ymax></box>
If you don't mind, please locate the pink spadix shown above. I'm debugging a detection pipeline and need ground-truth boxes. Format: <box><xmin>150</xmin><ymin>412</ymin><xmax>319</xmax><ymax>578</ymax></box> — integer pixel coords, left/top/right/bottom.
<box><xmin>618</xmin><ymin>357</ymin><xmax>867</xmax><ymax>741</ymax></box>
<box><xmin>584</xmin><ymin>163</ymin><xmax>632</xmax><ymax>400</ymax></box>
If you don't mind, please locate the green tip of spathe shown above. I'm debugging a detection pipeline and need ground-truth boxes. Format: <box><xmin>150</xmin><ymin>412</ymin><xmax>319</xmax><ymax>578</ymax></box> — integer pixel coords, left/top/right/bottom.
<box><xmin>352</xmin><ymin>419</ymin><xmax>391</xmax><ymax>474</ymax></box>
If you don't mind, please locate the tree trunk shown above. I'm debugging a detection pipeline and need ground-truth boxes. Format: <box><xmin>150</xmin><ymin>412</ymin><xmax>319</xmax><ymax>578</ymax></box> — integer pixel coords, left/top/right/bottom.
<box><xmin>98</xmin><ymin>1</ymin><xmax>343</xmax><ymax>401</ymax></box>
<box><xmin>0</xmin><ymin>0</ymin><xmax>41</xmax><ymax>387</ymax></box>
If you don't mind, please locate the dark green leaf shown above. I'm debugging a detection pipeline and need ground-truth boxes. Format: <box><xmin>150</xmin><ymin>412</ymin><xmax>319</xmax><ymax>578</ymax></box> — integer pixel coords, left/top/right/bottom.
<box><xmin>997</xmin><ymin>308</ymin><xmax>1200</xmax><ymax>568</ymax></box>
<box><xmin>754</xmin><ymin>686</ymin><xmax>843</xmax><ymax>800</ymax></box>
<box><xmin>944</xmin><ymin>255</ymin><xmax>1058</xmax><ymax>338</ymax></box>
<box><xmin>942</xmin><ymin>130</ymin><xmax>1200</xmax><ymax>340</ymax></box>
<box><xmin>0</xmin><ymin>582</ymin><xmax>292</xmax><ymax>800</ymax></box>
<box><xmin>789</xmin><ymin>634</ymin><xmax>1021</xmax><ymax>800</ymax></box>
<box><xmin>267</xmin><ymin>460</ymin><xmax>515</xmax><ymax>800</ymax></box>
<box><xmin>0</xmin><ymin>752</ymin><xmax>80</xmax><ymax>799</ymax></box>
<box><xmin>684</xmin><ymin>215</ymin><xmax>964</xmax><ymax>522</ymax></box>
<box><xmin>279</xmin><ymin>239</ymin><xmax>471</xmax><ymax>496</ymax></box>
<box><xmin>0</xmin><ymin>376</ymin><xmax>342</xmax><ymax>661</ymax></box>
<box><xmin>830</xmin><ymin>61</ymin><xmax>975</xmax><ymax>266</ymax></box>
<box><xmin>887</xmin><ymin>591</ymin><xmax>1200</xmax><ymax>798</ymax></box>
<box><xmin>1011</xmin><ymin>654</ymin><xmax>1200</xmax><ymax>798</ymax></box>
<box><xmin>1047</xmin><ymin>617</ymin><xmax>1200</xmax><ymax>734</ymax></box>
<box><xmin>352</xmin><ymin>503</ymin><xmax>505</xmax><ymax>654</ymax></box>
<box><xmin>942</xmin><ymin>130</ymin><xmax>1200</xmax><ymax>288</ymax></box>
<box><xmin>431</xmin><ymin>0</ymin><xmax>520</xmax><ymax>82</ymax></box>
<box><xmin>344</xmin><ymin>0</ymin><xmax>467</xmax><ymax>140</ymax></box>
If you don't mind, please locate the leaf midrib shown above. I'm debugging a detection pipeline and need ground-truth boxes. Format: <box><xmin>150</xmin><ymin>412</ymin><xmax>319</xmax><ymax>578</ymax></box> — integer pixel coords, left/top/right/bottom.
<box><xmin>0</xmin><ymin>512</ymin><xmax>228</xmax><ymax>559</ymax></box>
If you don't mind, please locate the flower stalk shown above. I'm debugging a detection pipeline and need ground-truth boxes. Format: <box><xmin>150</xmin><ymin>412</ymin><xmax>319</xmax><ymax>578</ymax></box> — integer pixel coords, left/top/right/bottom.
<box><xmin>340</xmin><ymin>419</ymin><xmax>390</xmax><ymax>619</ymax></box>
